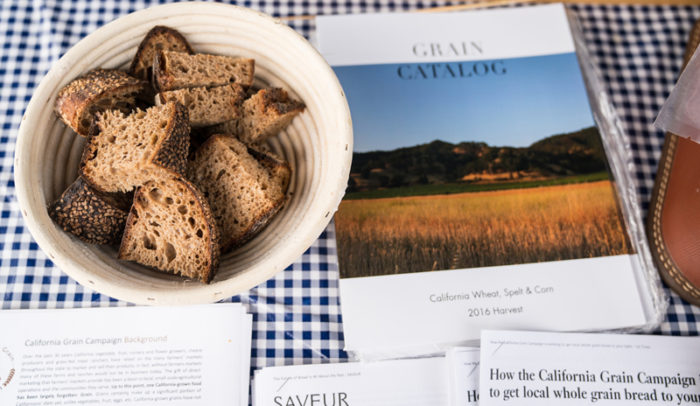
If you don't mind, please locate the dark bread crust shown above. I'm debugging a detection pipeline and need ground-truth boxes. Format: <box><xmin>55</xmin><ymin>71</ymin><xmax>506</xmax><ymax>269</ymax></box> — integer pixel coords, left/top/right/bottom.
<box><xmin>153</xmin><ymin>102</ymin><xmax>191</xmax><ymax>174</ymax></box>
<box><xmin>80</xmin><ymin>117</ymin><xmax>106</xmax><ymax>171</ymax></box>
<box><xmin>54</xmin><ymin>69</ymin><xmax>147</xmax><ymax>136</ymax></box>
<box><xmin>79</xmin><ymin>102</ymin><xmax>190</xmax><ymax>193</ymax></box>
<box><xmin>153</xmin><ymin>51</ymin><xmax>174</xmax><ymax>92</ymax></box>
<box><xmin>129</xmin><ymin>26</ymin><xmax>194</xmax><ymax>82</ymax></box>
<box><xmin>48</xmin><ymin>177</ymin><xmax>130</xmax><ymax>245</ymax></box>
<box><xmin>181</xmin><ymin>175</ymin><xmax>220</xmax><ymax>283</ymax></box>
<box><xmin>118</xmin><ymin>170</ymin><xmax>220</xmax><ymax>283</ymax></box>
<box><xmin>257</xmin><ymin>88</ymin><xmax>306</xmax><ymax>115</ymax></box>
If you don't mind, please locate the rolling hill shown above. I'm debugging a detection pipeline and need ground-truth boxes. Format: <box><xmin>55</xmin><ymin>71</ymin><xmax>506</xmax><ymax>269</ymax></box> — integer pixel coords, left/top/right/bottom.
<box><xmin>348</xmin><ymin>126</ymin><xmax>608</xmax><ymax>193</ymax></box>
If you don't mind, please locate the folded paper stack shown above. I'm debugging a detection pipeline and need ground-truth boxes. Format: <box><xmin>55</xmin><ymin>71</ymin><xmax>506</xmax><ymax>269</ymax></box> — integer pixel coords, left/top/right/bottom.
<box><xmin>252</xmin><ymin>330</ymin><xmax>700</xmax><ymax>406</ymax></box>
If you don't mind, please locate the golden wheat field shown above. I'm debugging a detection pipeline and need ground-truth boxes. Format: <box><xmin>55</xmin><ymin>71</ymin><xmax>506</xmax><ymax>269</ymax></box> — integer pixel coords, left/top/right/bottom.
<box><xmin>335</xmin><ymin>180</ymin><xmax>632</xmax><ymax>278</ymax></box>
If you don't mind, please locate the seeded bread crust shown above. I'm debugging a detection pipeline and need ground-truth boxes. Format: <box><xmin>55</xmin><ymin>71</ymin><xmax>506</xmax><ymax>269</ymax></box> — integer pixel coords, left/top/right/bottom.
<box><xmin>157</xmin><ymin>83</ymin><xmax>246</xmax><ymax>127</ymax></box>
<box><xmin>118</xmin><ymin>171</ymin><xmax>220</xmax><ymax>283</ymax></box>
<box><xmin>153</xmin><ymin>51</ymin><xmax>255</xmax><ymax>92</ymax></box>
<box><xmin>129</xmin><ymin>26</ymin><xmax>194</xmax><ymax>82</ymax></box>
<box><xmin>209</xmin><ymin>87</ymin><xmax>305</xmax><ymax>145</ymax></box>
<box><xmin>55</xmin><ymin>69</ymin><xmax>147</xmax><ymax>136</ymax></box>
<box><xmin>79</xmin><ymin>102</ymin><xmax>190</xmax><ymax>193</ymax></box>
<box><xmin>189</xmin><ymin>135</ymin><xmax>290</xmax><ymax>252</ymax></box>
<box><xmin>48</xmin><ymin>177</ymin><xmax>131</xmax><ymax>245</ymax></box>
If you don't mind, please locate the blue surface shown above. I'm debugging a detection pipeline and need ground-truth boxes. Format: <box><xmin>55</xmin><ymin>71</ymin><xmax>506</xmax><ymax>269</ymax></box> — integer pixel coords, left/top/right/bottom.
<box><xmin>0</xmin><ymin>1</ymin><xmax>698</xmax><ymax>377</ymax></box>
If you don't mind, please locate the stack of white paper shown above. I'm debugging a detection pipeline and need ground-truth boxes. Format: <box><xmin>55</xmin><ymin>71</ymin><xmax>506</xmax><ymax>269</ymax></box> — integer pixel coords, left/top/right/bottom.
<box><xmin>0</xmin><ymin>304</ymin><xmax>252</xmax><ymax>406</ymax></box>
<box><xmin>253</xmin><ymin>331</ymin><xmax>700</xmax><ymax>406</ymax></box>
<box><xmin>253</xmin><ymin>357</ymin><xmax>450</xmax><ymax>406</ymax></box>
<box><xmin>447</xmin><ymin>347</ymin><xmax>481</xmax><ymax>405</ymax></box>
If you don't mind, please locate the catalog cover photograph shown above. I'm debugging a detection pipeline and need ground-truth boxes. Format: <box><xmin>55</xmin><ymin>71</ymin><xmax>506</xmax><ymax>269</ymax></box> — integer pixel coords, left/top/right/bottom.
<box><xmin>334</xmin><ymin>52</ymin><xmax>632</xmax><ymax>278</ymax></box>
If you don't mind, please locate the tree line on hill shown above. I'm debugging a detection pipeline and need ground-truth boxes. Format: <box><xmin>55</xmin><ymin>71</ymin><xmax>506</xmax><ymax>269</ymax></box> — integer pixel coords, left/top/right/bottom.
<box><xmin>349</xmin><ymin>126</ymin><xmax>608</xmax><ymax>192</ymax></box>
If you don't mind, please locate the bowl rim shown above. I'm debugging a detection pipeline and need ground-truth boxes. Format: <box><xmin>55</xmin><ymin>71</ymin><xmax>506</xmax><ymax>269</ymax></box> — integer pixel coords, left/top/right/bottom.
<box><xmin>14</xmin><ymin>2</ymin><xmax>353</xmax><ymax>305</ymax></box>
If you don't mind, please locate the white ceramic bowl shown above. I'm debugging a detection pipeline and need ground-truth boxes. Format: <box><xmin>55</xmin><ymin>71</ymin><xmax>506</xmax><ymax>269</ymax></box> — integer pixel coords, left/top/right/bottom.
<box><xmin>14</xmin><ymin>2</ymin><xmax>352</xmax><ymax>305</ymax></box>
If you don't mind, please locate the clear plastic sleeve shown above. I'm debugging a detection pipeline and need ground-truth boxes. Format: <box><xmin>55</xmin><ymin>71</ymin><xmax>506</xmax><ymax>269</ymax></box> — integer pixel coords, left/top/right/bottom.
<box><xmin>654</xmin><ymin>42</ymin><xmax>700</xmax><ymax>139</ymax></box>
<box><xmin>567</xmin><ymin>9</ymin><xmax>668</xmax><ymax>331</ymax></box>
<box><xmin>337</xmin><ymin>6</ymin><xmax>669</xmax><ymax>362</ymax></box>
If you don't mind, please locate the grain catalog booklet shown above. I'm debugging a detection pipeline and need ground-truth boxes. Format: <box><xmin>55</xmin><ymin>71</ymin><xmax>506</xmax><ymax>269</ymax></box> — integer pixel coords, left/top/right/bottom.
<box><xmin>316</xmin><ymin>4</ymin><xmax>660</xmax><ymax>359</ymax></box>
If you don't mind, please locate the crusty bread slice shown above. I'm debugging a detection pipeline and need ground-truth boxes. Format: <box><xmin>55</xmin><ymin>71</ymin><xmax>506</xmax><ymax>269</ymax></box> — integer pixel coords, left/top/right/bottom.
<box><xmin>157</xmin><ymin>83</ymin><xmax>246</xmax><ymax>127</ymax></box>
<box><xmin>119</xmin><ymin>172</ymin><xmax>220</xmax><ymax>283</ymax></box>
<box><xmin>48</xmin><ymin>177</ymin><xmax>131</xmax><ymax>245</ymax></box>
<box><xmin>129</xmin><ymin>26</ymin><xmax>194</xmax><ymax>83</ymax></box>
<box><xmin>189</xmin><ymin>135</ymin><xmax>291</xmax><ymax>252</ymax></box>
<box><xmin>208</xmin><ymin>87</ymin><xmax>305</xmax><ymax>145</ymax></box>
<box><xmin>79</xmin><ymin>102</ymin><xmax>190</xmax><ymax>193</ymax></box>
<box><xmin>247</xmin><ymin>147</ymin><xmax>292</xmax><ymax>193</ymax></box>
<box><xmin>55</xmin><ymin>69</ymin><xmax>147</xmax><ymax>136</ymax></box>
<box><xmin>154</xmin><ymin>51</ymin><xmax>254</xmax><ymax>91</ymax></box>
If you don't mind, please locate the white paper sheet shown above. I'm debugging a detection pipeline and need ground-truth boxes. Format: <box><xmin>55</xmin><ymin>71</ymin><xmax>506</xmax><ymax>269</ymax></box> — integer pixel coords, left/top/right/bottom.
<box><xmin>341</xmin><ymin>255</ymin><xmax>647</xmax><ymax>359</ymax></box>
<box><xmin>317</xmin><ymin>4</ymin><xmax>574</xmax><ymax>66</ymax></box>
<box><xmin>0</xmin><ymin>304</ymin><xmax>251</xmax><ymax>406</ymax></box>
<box><xmin>253</xmin><ymin>357</ymin><xmax>449</xmax><ymax>406</ymax></box>
<box><xmin>447</xmin><ymin>347</ymin><xmax>481</xmax><ymax>406</ymax></box>
<box><xmin>241</xmin><ymin>313</ymin><xmax>253</xmax><ymax>406</ymax></box>
<box><xmin>479</xmin><ymin>330</ymin><xmax>700</xmax><ymax>405</ymax></box>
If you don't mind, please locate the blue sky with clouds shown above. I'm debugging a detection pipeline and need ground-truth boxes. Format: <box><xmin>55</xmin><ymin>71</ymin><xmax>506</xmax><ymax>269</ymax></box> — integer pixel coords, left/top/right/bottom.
<box><xmin>334</xmin><ymin>52</ymin><xmax>595</xmax><ymax>153</ymax></box>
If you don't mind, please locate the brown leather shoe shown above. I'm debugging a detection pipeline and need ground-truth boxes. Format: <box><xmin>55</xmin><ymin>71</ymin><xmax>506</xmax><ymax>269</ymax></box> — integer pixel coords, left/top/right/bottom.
<box><xmin>647</xmin><ymin>20</ymin><xmax>700</xmax><ymax>306</ymax></box>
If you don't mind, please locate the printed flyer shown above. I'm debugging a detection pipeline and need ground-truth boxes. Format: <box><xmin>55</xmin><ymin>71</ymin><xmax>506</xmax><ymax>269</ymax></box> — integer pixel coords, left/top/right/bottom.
<box><xmin>0</xmin><ymin>305</ymin><xmax>252</xmax><ymax>406</ymax></box>
<box><xmin>253</xmin><ymin>357</ymin><xmax>449</xmax><ymax>406</ymax></box>
<box><xmin>479</xmin><ymin>330</ymin><xmax>700</xmax><ymax>405</ymax></box>
<box><xmin>447</xmin><ymin>347</ymin><xmax>481</xmax><ymax>406</ymax></box>
<box><xmin>317</xmin><ymin>4</ymin><xmax>657</xmax><ymax>359</ymax></box>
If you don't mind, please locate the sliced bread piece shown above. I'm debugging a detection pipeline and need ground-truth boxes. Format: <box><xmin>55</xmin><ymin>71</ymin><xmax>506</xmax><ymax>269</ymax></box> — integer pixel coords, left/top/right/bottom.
<box><xmin>157</xmin><ymin>83</ymin><xmax>246</xmax><ymax>127</ymax></box>
<box><xmin>154</xmin><ymin>51</ymin><xmax>254</xmax><ymax>91</ymax></box>
<box><xmin>129</xmin><ymin>26</ymin><xmax>194</xmax><ymax>83</ymax></box>
<box><xmin>248</xmin><ymin>147</ymin><xmax>292</xmax><ymax>193</ymax></box>
<box><xmin>79</xmin><ymin>101</ymin><xmax>190</xmax><ymax>193</ymax></box>
<box><xmin>209</xmin><ymin>87</ymin><xmax>305</xmax><ymax>145</ymax></box>
<box><xmin>48</xmin><ymin>177</ymin><xmax>131</xmax><ymax>245</ymax></box>
<box><xmin>55</xmin><ymin>69</ymin><xmax>147</xmax><ymax>136</ymax></box>
<box><xmin>119</xmin><ymin>172</ymin><xmax>220</xmax><ymax>283</ymax></box>
<box><xmin>189</xmin><ymin>135</ymin><xmax>291</xmax><ymax>252</ymax></box>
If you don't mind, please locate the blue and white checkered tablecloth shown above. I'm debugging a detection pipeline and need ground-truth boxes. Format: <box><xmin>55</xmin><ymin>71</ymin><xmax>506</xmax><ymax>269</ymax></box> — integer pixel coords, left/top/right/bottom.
<box><xmin>1</xmin><ymin>0</ymin><xmax>698</xmax><ymax>374</ymax></box>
